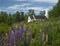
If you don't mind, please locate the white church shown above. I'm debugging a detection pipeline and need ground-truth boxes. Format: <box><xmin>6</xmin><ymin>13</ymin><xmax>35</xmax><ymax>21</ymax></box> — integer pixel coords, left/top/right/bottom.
<box><xmin>28</xmin><ymin>9</ymin><xmax>48</xmax><ymax>23</ymax></box>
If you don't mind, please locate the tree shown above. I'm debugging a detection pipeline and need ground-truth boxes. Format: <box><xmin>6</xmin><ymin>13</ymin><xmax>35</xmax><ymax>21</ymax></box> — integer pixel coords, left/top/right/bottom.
<box><xmin>28</xmin><ymin>9</ymin><xmax>35</xmax><ymax>16</ymax></box>
<box><xmin>0</xmin><ymin>11</ymin><xmax>8</xmax><ymax>23</ymax></box>
<box><xmin>20</xmin><ymin>12</ymin><xmax>25</xmax><ymax>21</ymax></box>
<box><xmin>15</xmin><ymin>11</ymin><xmax>20</xmax><ymax>22</ymax></box>
<box><xmin>14</xmin><ymin>11</ymin><xmax>25</xmax><ymax>22</ymax></box>
<box><xmin>7</xmin><ymin>14</ymin><xmax>14</xmax><ymax>25</ymax></box>
<box><xmin>48</xmin><ymin>0</ymin><xmax>60</xmax><ymax>18</ymax></box>
<box><xmin>39</xmin><ymin>11</ymin><xmax>45</xmax><ymax>16</ymax></box>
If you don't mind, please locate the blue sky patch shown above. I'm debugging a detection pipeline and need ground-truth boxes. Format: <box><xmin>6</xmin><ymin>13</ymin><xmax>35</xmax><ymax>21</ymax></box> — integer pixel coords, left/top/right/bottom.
<box><xmin>0</xmin><ymin>0</ymin><xmax>58</xmax><ymax>14</ymax></box>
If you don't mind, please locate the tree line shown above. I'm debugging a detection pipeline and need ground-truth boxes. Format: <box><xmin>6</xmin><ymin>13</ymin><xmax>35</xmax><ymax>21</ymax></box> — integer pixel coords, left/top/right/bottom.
<box><xmin>0</xmin><ymin>9</ymin><xmax>45</xmax><ymax>25</ymax></box>
<box><xmin>0</xmin><ymin>0</ymin><xmax>60</xmax><ymax>25</ymax></box>
<box><xmin>48</xmin><ymin>0</ymin><xmax>60</xmax><ymax>18</ymax></box>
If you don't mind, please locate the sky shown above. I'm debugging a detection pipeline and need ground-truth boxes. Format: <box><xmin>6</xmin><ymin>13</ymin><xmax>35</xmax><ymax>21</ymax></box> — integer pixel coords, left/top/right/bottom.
<box><xmin>0</xmin><ymin>0</ymin><xmax>58</xmax><ymax>14</ymax></box>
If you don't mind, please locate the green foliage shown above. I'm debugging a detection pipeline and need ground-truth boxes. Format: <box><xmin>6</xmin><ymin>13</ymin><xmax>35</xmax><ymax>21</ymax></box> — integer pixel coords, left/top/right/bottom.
<box><xmin>0</xmin><ymin>3</ymin><xmax>60</xmax><ymax>45</ymax></box>
<box><xmin>0</xmin><ymin>23</ymin><xmax>10</xmax><ymax>32</ymax></box>
<box><xmin>0</xmin><ymin>11</ymin><xmax>8</xmax><ymax>23</ymax></box>
<box><xmin>0</xmin><ymin>18</ymin><xmax>60</xmax><ymax>46</ymax></box>
<box><xmin>39</xmin><ymin>11</ymin><xmax>45</xmax><ymax>16</ymax></box>
<box><xmin>26</xmin><ymin>19</ymin><xmax>60</xmax><ymax>46</ymax></box>
<box><xmin>0</xmin><ymin>11</ymin><xmax>25</xmax><ymax>24</ymax></box>
<box><xmin>27</xmin><ymin>9</ymin><xmax>35</xmax><ymax>16</ymax></box>
<box><xmin>49</xmin><ymin>0</ymin><xmax>60</xmax><ymax>18</ymax></box>
<box><xmin>15</xmin><ymin>11</ymin><xmax>21</xmax><ymax>22</ymax></box>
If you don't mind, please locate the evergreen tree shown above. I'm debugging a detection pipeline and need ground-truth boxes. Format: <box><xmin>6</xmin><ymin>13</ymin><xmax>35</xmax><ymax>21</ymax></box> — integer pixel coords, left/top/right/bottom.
<box><xmin>49</xmin><ymin>0</ymin><xmax>60</xmax><ymax>18</ymax></box>
<box><xmin>15</xmin><ymin>11</ymin><xmax>20</xmax><ymax>22</ymax></box>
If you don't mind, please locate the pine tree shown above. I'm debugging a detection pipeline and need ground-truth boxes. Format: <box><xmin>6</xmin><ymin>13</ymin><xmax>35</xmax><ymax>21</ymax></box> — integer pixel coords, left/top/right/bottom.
<box><xmin>49</xmin><ymin>0</ymin><xmax>60</xmax><ymax>18</ymax></box>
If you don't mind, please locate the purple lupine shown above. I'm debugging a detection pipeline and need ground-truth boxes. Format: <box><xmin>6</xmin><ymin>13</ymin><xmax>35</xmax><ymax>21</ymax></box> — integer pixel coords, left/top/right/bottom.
<box><xmin>3</xmin><ymin>32</ymin><xmax>9</xmax><ymax>46</ymax></box>
<box><xmin>24</xmin><ymin>27</ymin><xmax>26</xmax><ymax>40</ymax></box>
<box><xmin>9</xmin><ymin>30</ymin><xmax>14</xmax><ymax>46</ymax></box>
<box><xmin>23</xmin><ymin>27</ymin><xmax>27</xmax><ymax>46</ymax></box>
<box><xmin>19</xmin><ymin>24</ymin><xmax>24</xmax><ymax>40</ymax></box>
<box><xmin>14</xmin><ymin>24</ymin><xmax>25</xmax><ymax>46</ymax></box>
<box><xmin>14</xmin><ymin>27</ymin><xmax>20</xmax><ymax>46</ymax></box>
<box><xmin>15</xmin><ymin>27</ymin><xmax>20</xmax><ymax>40</ymax></box>
<box><xmin>19</xmin><ymin>24</ymin><xmax>26</xmax><ymax>46</ymax></box>
<box><xmin>0</xmin><ymin>32</ymin><xmax>2</xmax><ymax>46</ymax></box>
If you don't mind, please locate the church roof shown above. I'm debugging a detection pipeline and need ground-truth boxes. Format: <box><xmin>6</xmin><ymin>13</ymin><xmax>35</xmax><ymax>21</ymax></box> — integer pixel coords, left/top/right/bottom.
<box><xmin>35</xmin><ymin>15</ymin><xmax>46</xmax><ymax>19</ymax></box>
<box><xmin>30</xmin><ymin>16</ymin><xmax>34</xmax><ymax>19</ymax></box>
<box><xmin>30</xmin><ymin>15</ymin><xmax>46</xmax><ymax>19</ymax></box>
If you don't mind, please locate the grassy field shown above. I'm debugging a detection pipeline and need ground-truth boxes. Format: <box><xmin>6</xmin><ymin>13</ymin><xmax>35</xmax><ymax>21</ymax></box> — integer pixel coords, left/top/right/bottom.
<box><xmin>0</xmin><ymin>18</ymin><xmax>60</xmax><ymax>46</ymax></box>
<box><xmin>0</xmin><ymin>18</ymin><xmax>60</xmax><ymax>32</ymax></box>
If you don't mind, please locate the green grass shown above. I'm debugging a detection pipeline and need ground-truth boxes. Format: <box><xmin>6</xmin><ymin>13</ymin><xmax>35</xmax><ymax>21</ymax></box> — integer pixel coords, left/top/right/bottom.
<box><xmin>0</xmin><ymin>18</ymin><xmax>60</xmax><ymax>35</ymax></box>
<box><xmin>0</xmin><ymin>19</ymin><xmax>60</xmax><ymax>46</ymax></box>
<box><xmin>0</xmin><ymin>23</ymin><xmax>10</xmax><ymax>32</ymax></box>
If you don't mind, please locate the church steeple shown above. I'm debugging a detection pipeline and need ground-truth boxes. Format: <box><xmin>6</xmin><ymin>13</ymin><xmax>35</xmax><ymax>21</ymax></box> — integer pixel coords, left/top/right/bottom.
<box><xmin>45</xmin><ymin>8</ymin><xmax>48</xmax><ymax>18</ymax></box>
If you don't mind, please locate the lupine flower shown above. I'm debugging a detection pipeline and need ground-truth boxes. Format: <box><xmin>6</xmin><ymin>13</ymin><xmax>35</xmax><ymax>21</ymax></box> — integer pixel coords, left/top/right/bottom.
<box><xmin>19</xmin><ymin>24</ymin><xmax>27</xmax><ymax>46</ymax></box>
<box><xmin>15</xmin><ymin>24</ymin><xmax>25</xmax><ymax>46</ymax></box>
<box><xmin>19</xmin><ymin>24</ymin><xmax>24</xmax><ymax>40</ymax></box>
<box><xmin>0</xmin><ymin>32</ymin><xmax>2</xmax><ymax>46</ymax></box>
<box><xmin>9</xmin><ymin>30</ymin><xmax>14</xmax><ymax>46</ymax></box>
<box><xmin>23</xmin><ymin>26</ymin><xmax>27</xmax><ymax>46</ymax></box>
<box><xmin>14</xmin><ymin>27</ymin><xmax>20</xmax><ymax>46</ymax></box>
<box><xmin>24</xmin><ymin>27</ymin><xmax>26</xmax><ymax>39</ymax></box>
<box><xmin>3</xmin><ymin>32</ymin><xmax>9</xmax><ymax>46</ymax></box>
<box><xmin>15</xmin><ymin>27</ymin><xmax>20</xmax><ymax>40</ymax></box>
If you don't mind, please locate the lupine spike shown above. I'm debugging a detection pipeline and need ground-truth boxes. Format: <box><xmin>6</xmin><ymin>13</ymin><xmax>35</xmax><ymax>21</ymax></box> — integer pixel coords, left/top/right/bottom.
<box><xmin>0</xmin><ymin>32</ymin><xmax>2</xmax><ymax>46</ymax></box>
<box><xmin>15</xmin><ymin>27</ymin><xmax>20</xmax><ymax>46</ymax></box>
<box><xmin>9</xmin><ymin>30</ymin><xmax>14</xmax><ymax>46</ymax></box>
<box><xmin>19</xmin><ymin>24</ymin><xmax>26</xmax><ymax>46</ymax></box>
<box><xmin>3</xmin><ymin>33</ymin><xmax>9</xmax><ymax>46</ymax></box>
<box><xmin>19</xmin><ymin>24</ymin><xmax>24</xmax><ymax>40</ymax></box>
<box><xmin>15</xmin><ymin>24</ymin><xmax>25</xmax><ymax>46</ymax></box>
<box><xmin>23</xmin><ymin>26</ymin><xmax>27</xmax><ymax>46</ymax></box>
<box><xmin>0</xmin><ymin>24</ymin><xmax>49</xmax><ymax>46</ymax></box>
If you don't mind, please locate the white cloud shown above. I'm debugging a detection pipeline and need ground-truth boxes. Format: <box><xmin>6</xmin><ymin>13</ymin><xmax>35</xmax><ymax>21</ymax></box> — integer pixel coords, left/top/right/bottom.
<box><xmin>15</xmin><ymin>0</ymin><xmax>58</xmax><ymax>3</ymax></box>
<box><xmin>0</xmin><ymin>10</ymin><xmax>1</xmax><ymax>11</ymax></box>
<box><xmin>15</xmin><ymin>0</ymin><xmax>27</xmax><ymax>1</ymax></box>
<box><xmin>0</xmin><ymin>9</ymin><xmax>6</xmax><ymax>11</ymax></box>
<box><xmin>26</xmin><ymin>7</ymin><xmax>52</xmax><ymax>11</ymax></box>
<box><xmin>7</xmin><ymin>5</ymin><xmax>53</xmax><ymax>12</ymax></box>
<box><xmin>26</xmin><ymin>7</ymin><xmax>44</xmax><ymax>11</ymax></box>
<box><xmin>8</xmin><ymin>3</ymin><xmax>31</xmax><ymax>10</ymax></box>
<box><xmin>8</xmin><ymin>5</ymin><xmax>20</xmax><ymax>10</ymax></box>
<box><xmin>33</xmin><ymin>0</ymin><xmax>58</xmax><ymax>3</ymax></box>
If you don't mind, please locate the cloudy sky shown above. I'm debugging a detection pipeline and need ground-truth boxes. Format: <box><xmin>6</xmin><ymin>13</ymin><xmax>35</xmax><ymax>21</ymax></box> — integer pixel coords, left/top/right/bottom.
<box><xmin>0</xmin><ymin>0</ymin><xmax>58</xmax><ymax>14</ymax></box>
